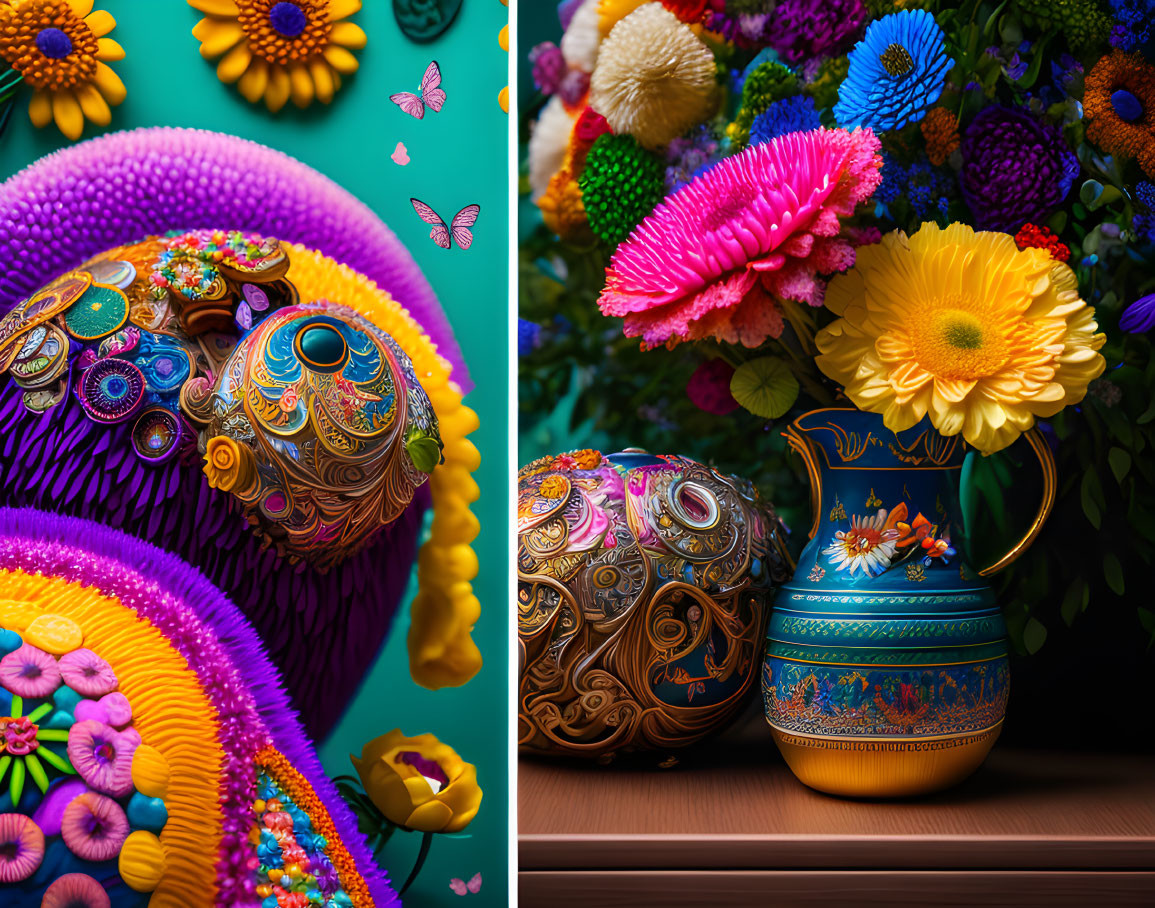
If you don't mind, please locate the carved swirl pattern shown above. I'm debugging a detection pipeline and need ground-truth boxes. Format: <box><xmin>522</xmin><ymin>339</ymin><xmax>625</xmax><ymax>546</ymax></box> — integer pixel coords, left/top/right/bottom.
<box><xmin>518</xmin><ymin>452</ymin><xmax>791</xmax><ymax>758</ymax></box>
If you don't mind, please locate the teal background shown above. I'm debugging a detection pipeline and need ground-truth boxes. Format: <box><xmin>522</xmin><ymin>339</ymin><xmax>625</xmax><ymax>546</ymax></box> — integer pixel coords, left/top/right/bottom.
<box><xmin>0</xmin><ymin>1</ymin><xmax>511</xmax><ymax>905</ymax></box>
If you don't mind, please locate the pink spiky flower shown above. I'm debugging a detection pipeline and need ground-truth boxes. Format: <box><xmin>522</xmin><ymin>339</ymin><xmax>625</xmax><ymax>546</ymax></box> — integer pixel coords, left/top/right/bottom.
<box><xmin>597</xmin><ymin>127</ymin><xmax>883</xmax><ymax>349</ymax></box>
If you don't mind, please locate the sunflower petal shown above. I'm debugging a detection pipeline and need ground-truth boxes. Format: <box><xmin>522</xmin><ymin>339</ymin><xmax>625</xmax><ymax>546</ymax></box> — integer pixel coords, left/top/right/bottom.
<box><xmin>194</xmin><ymin>19</ymin><xmax>246</xmax><ymax>57</ymax></box>
<box><xmin>329</xmin><ymin>21</ymin><xmax>367</xmax><ymax>49</ymax></box>
<box><xmin>95</xmin><ymin>37</ymin><xmax>125</xmax><ymax>61</ymax></box>
<box><xmin>187</xmin><ymin>0</ymin><xmax>241</xmax><ymax>14</ymax></box>
<box><xmin>75</xmin><ymin>82</ymin><xmax>111</xmax><ymax>125</ymax></box>
<box><xmin>265</xmin><ymin>66</ymin><xmax>291</xmax><ymax>112</ymax></box>
<box><xmin>216</xmin><ymin>43</ymin><xmax>252</xmax><ymax>84</ymax></box>
<box><xmin>52</xmin><ymin>90</ymin><xmax>85</xmax><ymax>140</ymax></box>
<box><xmin>289</xmin><ymin>63</ymin><xmax>315</xmax><ymax>108</ymax></box>
<box><xmin>231</xmin><ymin>58</ymin><xmax>267</xmax><ymax>103</ymax></box>
<box><xmin>328</xmin><ymin>0</ymin><xmax>362</xmax><ymax>22</ymax></box>
<box><xmin>84</xmin><ymin>9</ymin><xmax>116</xmax><ymax>38</ymax></box>
<box><xmin>68</xmin><ymin>0</ymin><xmax>95</xmax><ymax>18</ymax></box>
<box><xmin>322</xmin><ymin>45</ymin><xmax>359</xmax><ymax>75</ymax></box>
<box><xmin>93</xmin><ymin>62</ymin><xmax>126</xmax><ymax>105</ymax></box>
<box><xmin>28</xmin><ymin>90</ymin><xmax>53</xmax><ymax>128</ymax></box>
<box><xmin>310</xmin><ymin>60</ymin><xmax>334</xmax><ymax>104</ymax></box>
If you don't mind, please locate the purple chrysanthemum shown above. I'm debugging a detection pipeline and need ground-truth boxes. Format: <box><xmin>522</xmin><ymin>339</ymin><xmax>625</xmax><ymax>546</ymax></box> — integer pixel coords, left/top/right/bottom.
<box><xmin>0</xmin><ymin>127</ymin><xmax>468</xmax><ymax>392</ymax></box>
<box><xmin>0</xmin><ymin>508</ymin><xmax>400</xmax><ymax>907</ymax></box>
<box><xmin>959</xmin><ymin>106</ymin><xmax>1080</xmax><ymax>232</ymax></box>
<box><xmin>1120</xmin><ymin>293</ymin><xmax>1155</xmax><ymax>332</ymax></box>
<box><xmin>530</xmin><ymin>42</ymin><xmax>566</xmax><ymax>94</ymax></box>
<box><xmin>767</xmin><ymin>0</ymin><xmax>868</xmax><ymax>63</ymax></box>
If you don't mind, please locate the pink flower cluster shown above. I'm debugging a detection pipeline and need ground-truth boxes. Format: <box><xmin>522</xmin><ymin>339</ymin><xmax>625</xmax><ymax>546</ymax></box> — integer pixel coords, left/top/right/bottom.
<box><xmin>598</xmin><ymin>128</ymin><xmax>883</xmax><ymax>348</ymax></box>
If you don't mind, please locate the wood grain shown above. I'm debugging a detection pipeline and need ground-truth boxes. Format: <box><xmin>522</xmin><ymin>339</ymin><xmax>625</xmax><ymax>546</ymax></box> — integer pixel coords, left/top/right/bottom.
<box><xmin>519</xmin><ymin>871</ymin><xmax>1155</xmax><ymax>907</ymax></box>
<box><xmin>519</xmin><ymin>745</ymin><xmax>1155</xmax><ymax>871</ymax></box>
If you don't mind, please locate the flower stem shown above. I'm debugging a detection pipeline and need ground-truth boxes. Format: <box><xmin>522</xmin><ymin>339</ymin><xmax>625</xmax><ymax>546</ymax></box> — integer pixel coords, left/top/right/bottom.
<box><xmin>399</xmin><ymin>831</ymin><xmax>435</xmax><ymax>897</ymax></box>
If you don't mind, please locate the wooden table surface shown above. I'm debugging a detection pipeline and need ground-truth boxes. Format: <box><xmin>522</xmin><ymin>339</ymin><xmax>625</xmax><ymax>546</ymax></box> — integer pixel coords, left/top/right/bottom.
<box><xmin>519</xmin><ymin>730</ymin><xmax>1155</xmax><ymax>906</ymax></box>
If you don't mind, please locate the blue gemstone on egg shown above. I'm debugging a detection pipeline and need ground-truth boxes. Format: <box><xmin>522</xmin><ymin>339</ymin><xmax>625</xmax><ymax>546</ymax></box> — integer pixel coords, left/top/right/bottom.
<box><xmin>1111</xmin><ymin>89</ymin><xmax>1144</xmax><ymax>122</ymax></box>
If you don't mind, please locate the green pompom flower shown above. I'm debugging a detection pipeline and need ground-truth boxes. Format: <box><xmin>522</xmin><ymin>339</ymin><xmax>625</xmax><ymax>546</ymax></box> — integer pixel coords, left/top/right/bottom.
<box><xmin>1013</xmin><ymin>0</ymin><xmax>1112</xmax><ymax>50</ymax></box>
<box><xmin>729</xmin><ymin>62</ymin><xmax>799</xmax><ymax>148</ymax></box>
<box><xmin>578</xmin><ymin>134</ymin><xmax>666</xmax><ymax>249</ymax></box>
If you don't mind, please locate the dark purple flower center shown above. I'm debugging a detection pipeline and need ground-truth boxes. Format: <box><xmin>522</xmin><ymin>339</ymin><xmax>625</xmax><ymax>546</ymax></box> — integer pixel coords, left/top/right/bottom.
<box><xmin>36</xmin><ymin>27</ymin><xmax>73</xmax><ymax>59</ymax></box>
<box><xmin>880</xmin><ymin>43</ymin><xmax>913</xmax><ymax>77</ymax></box>
<box><xmin>82</xmin><ymin>812</ymin><xmax>109</xmax><ymax>838</ymax></box>
<box><xmin>269</xmin><ymin>2</ymin><xmax>308</xmax><ymax>38</ymax></box>
<box><xmin>0</xmin><ymin>842</ymin><xmax>19</xmax><ymax>860</ymax></box>
<box><xmin>94</xmin><ymin>741</ymin><xmax>115</xmax><ymax>764</ymax></box>
<box><xmin>398</xmin><ymin>751</ymin><xmax>449</xmax><ymax>788</ymax></box>
<box><xmin>20</xmin><ymin>664</ymin><xmax>41</xmax><ymax>679</ymax></box>
<box><xmin>1111</xmin><ymin>89</ymin><xmax>1143</xmax><ymax>122</ymax></box>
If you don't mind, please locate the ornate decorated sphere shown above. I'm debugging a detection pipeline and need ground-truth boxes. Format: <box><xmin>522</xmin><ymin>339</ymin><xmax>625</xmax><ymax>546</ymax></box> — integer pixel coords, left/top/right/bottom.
<box><xmin>517</xmin><ymin>449</ymin><xmax>792</xmax><ymax>758</ymax></box>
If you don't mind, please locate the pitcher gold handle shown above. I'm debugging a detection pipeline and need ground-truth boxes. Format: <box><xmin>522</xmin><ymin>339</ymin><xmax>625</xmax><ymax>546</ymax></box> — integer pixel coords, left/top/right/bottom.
<box><xmin>977</xmin><ymin>427</ymin><xmax>1056</xmax><ymax>577</ymax></box>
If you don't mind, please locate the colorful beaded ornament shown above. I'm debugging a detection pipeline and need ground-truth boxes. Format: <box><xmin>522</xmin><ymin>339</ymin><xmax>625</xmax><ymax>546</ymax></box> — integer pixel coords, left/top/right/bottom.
<box><xmin>0</xmin><ymin>508</ymin><xmax>399</xmax><ymax>906</ymax></box>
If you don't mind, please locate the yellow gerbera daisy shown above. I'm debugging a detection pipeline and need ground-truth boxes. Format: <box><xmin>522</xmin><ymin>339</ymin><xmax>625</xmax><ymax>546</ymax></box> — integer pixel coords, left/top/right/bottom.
<box><xmin>0</xmin><ymin>0</ymin><xmax>126</xmax><ymax>140</ymax></box>
<box><xmin>815</xmin><ymin>222</ymin><xmax>1106</xmax><ymax>455</ymax></box>
<box><xmin>189</xmin><ymin>0</ymin><xmax>366</xmax><ymax>111</ymax></box>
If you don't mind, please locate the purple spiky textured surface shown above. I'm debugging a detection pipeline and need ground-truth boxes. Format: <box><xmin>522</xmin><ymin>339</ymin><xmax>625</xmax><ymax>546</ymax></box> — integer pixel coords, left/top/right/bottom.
<box><xmin>0</xmin><ymin>126</ymin><xmax>469</xmax><ymax>392</ymax></box>
<box><xmin>0</xmin><ymin>383</ymin><xmax>427</xmax><ymax>741</ymax></box>
<box><xmin>0</xmin><ymin>508</ymin><xmax>400</xmax><ymax>908</ymax></box>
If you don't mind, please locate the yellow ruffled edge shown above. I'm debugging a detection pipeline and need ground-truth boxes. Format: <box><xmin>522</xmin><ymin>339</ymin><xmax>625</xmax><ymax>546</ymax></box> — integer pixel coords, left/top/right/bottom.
<box><xmin>0</xmin><ymin>570</ymin><xmax>223</xmax><ymax>907</ymax></box>
<box><xmin>282</xmin><ymin>243</ymin><xmax>483</xmax><ymax>690</ymax></box>
<box><xmin>16</xmin><ymin>2</ymin><xmax>126</xmax><ymax>140</ymax></box>
<box><xmin>187</xmin><ymin>0</ymin><xmax>365</xmax><ymax>111</ymax></box>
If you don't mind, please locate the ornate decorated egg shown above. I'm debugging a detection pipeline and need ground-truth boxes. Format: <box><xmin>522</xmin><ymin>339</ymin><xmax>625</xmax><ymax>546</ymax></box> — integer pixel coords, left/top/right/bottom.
<box><xmin>517</xmin><ymin>450</ymin><xmax>792</xmax><ymax>758</ymax></box>
<box><xmin>0</xmin><ymin>229</ymin><xmax>481</xmax><ymax>737</ymax></box>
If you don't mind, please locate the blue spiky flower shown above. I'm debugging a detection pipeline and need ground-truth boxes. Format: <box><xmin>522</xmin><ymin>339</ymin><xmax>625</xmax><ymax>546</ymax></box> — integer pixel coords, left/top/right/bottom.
<box><xmin>749</xmin><ymin>95</ymin><xmax>823</xmax><ymax>146</ymax></box>
<box><xmin>833</xmin><ymin>9</ymin><xmax>954</xmax><ymax>132</ymax></box>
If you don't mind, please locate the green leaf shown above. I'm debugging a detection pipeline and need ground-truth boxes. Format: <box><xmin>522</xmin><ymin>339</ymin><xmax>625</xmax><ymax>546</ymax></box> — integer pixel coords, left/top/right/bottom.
<box><xmin>730</xmin><ymin>357</ymin><xmax>799</xmax><ymax>419</ymax></box>
<box><xmin>1103</xmin><ymin>552</ymin><xmax>1125</xmax><ymax>596</ymax></box>
<box><xmin>1079</xmin><ymin>180</ymin><xmax>1104</xmax><ymax>208</ymax></box>
<box><xmin>406</xmin><ymin>435</ymin><xmax>442</xmax><ymax>475</ymax></box>
<box><xmin>1080</xmin><ymin>468</ymin><xmax>1103</xmax><ymax>529</ymax></box>
<box><xmin>1060</xmin><ymin>578</ymin><xmax>1089</xmax><ymax>627</ymax></box>
<box><xmin>1108</xmin><ymin>447</ymin><xmax>1132</xmax><ymax>485</ymax></box>
<box><xmin>1023</xmin><ymin>617</ymin><xmax>1047</xmax><ymax>654</ymax></box>
<box><xmin>1046</xmin><ymin>210</ymin><xmax>1068</xmax><ymax>234</ymax></box>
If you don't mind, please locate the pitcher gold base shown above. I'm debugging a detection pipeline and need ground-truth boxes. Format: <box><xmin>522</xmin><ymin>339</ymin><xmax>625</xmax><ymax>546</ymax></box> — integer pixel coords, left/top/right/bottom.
<box><xmin>770</xmin><ymin>722</ymin><xmax>1003</xmax><ymax>798</ymax></box>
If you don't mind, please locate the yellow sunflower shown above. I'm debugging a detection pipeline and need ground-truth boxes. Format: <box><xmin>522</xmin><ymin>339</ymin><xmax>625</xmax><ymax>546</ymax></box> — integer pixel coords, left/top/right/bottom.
<box><xmin>815</xmin><ymin>222</ymin><xmax>1106</xmax><ymax>455</ymax></box>
<box><xmin>0</xmin><ymin>0</ymin><xmax>126</xmax><ymax>140</ymax></box>
<box><xmin>189</xmin><ymin>0</ymin><xmax>366</xmax><ymax>111</ymax></box>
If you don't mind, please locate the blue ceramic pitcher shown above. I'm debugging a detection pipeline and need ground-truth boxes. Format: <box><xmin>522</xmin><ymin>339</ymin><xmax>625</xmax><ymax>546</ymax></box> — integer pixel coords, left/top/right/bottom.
<box><xmin>763</xmin><ymin>408</ymin><xmax>1055</xmax><ymax>797</ymax></box>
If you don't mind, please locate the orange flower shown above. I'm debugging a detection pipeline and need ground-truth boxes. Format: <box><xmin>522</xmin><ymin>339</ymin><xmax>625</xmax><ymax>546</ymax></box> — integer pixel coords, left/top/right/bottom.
<box><xmin>1083</xmin><ymin>50</ymin><xmax>1155</xmax><ymax>179</ymax></box>
<box><xmin>0</xmin><ymin>0</ymin><xmax>127</xmax><ymax>140</ymax></box>
<box><xmin>539</xmin><ymin>475</ymin><xmax>569</xmax><ymax>499</ymax></box>
<box><xmin>920</xmin><ymin>106</ymin><xmax>959</xmax><ymax>166</ymax></box>
<box><xmin>571</xmin><ymin>448</ymin><xmax>601</xmax><ymax>469</ymax></box>
<box><xmin>538</xmin><ymin>167</ymin><xmax>593</xmax><ymax>242</ymax></box>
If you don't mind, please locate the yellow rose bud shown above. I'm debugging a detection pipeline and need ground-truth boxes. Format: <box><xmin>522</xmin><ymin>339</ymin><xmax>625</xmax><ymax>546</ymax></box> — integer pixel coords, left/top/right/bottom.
<box><xmin>202</xmin><ymin>436</ymin><xmax>256</xmax><ymax>494</ymax></box>
<box><xmin>351</xmin><ymin>730</ymin><xmax>482</xmax><ymax>834</ymax></box>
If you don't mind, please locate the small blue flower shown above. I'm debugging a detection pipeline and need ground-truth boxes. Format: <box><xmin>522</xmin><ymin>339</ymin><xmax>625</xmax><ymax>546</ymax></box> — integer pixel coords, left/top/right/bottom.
<box><xmin>749</xmin><ymin>95</ymin><xmax>823</xmax><ymax>146</ymax></box>
<box><xmin>833</xmin><ymin>9</ymin><xmax>955</xmax><ymax>132</ymax></box>
<box><xmin>1120</xmin><ymin>293</ymin><xmax>1155</xmax><ymax>332</ymax></box>
<box><xmin>518</xmin><ymin>318</ymin><xmax>542</xmax><ymax>357</ymax></box>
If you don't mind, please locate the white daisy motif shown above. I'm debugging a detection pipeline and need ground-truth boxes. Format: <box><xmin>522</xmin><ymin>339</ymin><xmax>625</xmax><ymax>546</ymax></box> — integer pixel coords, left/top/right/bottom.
<box><xmin>823</xmin><ymin>509</ymin><xmax>900</xmax><ymax>577</ymax></box>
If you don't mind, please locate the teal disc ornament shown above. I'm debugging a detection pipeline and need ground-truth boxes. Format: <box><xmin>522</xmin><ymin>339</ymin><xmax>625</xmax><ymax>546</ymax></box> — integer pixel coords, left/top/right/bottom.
<box><xmin>394</xmin><ymin>0</ymin><xmax>463</xmax><ymax>42</ymax></box>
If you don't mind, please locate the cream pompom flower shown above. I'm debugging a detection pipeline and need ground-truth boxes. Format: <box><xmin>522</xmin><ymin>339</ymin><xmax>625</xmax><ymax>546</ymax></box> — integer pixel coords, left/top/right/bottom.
<box><xmin>561</xmin><ymin>0</ymin><xmax>603</xmax><ymax>72</ymax></box>
<box><xmin>188</xmin><ymin>0</ymin><xmax>366</xmax><ymax>111</ymax></box>
<box><xmin>815</xmin><ymin>222</ymin><xmax>1107</xmax><ymax>454</ymax></box>
<box><xmin>0</xmin><ymin>0</ymin><xmax>126</xmax><ymax>140</ymax></box>
<box><xmin>528</xmin><ymin>95</ymin><xmax>577</xmax><ymax>200</ymax></box>
<box><xmin>589</xmin><ymin>2</ymin><xmax>717</xmax><ymax>149</ymax></box>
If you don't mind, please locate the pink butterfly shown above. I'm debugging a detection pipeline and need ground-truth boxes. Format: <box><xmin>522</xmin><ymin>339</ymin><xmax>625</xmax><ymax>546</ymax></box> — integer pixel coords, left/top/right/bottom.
<box><xmin>449</xmin><ymin>873</ymin><xmax>482</xmax><ymax>896</ymax></box>
<box><xmin>390</xmin><ymin>61</ymin><xmax>446</xmax><ymax>119</ymax></box>
<box><xmin>411</xmin><ymin>199</ymin><xmax>481</xmax><ymax>251</ymax></box>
